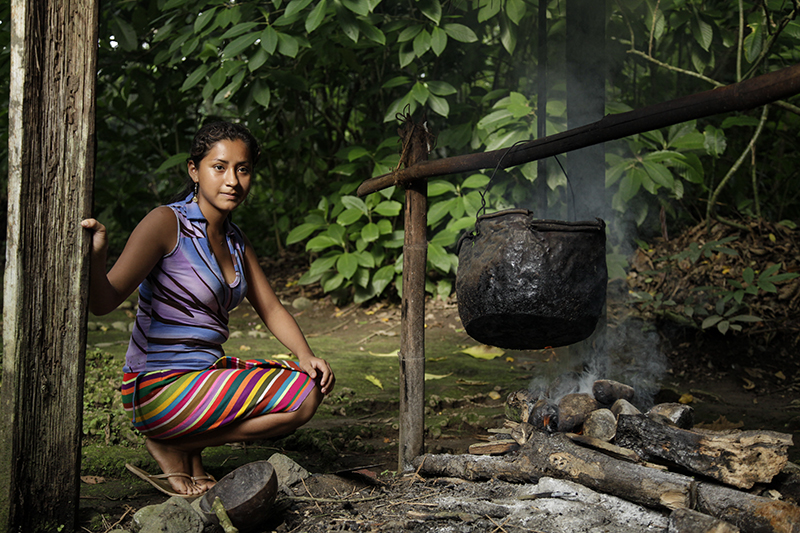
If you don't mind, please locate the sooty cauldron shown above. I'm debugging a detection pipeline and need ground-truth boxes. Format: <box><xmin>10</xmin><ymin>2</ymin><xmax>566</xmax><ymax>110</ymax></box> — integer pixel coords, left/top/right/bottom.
<box><xmin>456</xmin><ymin>209</ymin><xmax>607</xmax><ymax>350</ymax></box>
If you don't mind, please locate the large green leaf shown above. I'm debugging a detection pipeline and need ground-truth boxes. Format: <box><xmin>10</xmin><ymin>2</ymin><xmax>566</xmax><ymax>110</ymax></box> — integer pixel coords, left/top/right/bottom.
<box><xmin>305</xmin><ymin>0</ymin><xmax>328</xmax><ymax>33</ymax></box>
<box><xmin>443</xmin><ymin>23</ymin><xmax>478</xmax><ymax>43</ymax></box>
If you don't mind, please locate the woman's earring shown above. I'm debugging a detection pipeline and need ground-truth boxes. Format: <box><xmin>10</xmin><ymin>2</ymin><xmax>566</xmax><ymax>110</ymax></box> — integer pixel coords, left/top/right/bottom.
<box><xmin>192</xmin><ymin>182</ymin><xmax>199</xmax><ymax>202</ymax></box>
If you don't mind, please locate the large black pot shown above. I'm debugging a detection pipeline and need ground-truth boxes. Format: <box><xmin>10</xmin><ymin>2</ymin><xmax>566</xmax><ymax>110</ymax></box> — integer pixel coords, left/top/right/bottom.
<box><xmin>456</xmin><ymin>209</ymin><xmax>607</xmax><ymax>350</ymax></box>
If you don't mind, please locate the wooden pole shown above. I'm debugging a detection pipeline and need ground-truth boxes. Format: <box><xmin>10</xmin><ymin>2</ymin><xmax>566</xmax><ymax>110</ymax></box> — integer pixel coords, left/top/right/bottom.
<box><xmin>357</xmin><ymin>63</ymin><xmax>800</xmax><ymax>197</ymax></box>
<box><xmin>397</xmin><ymin>118</ymin><xmax>432</xmax><ymax>471</ymax></box>
<box><xmin>0</xmin><ymin>0</ymin><xmax>98</xmax><ymax>530</ymax></box>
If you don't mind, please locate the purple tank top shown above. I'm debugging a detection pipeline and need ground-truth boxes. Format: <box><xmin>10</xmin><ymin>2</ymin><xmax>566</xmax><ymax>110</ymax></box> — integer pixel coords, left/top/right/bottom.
<box><xmin>123</xmin><ymin>195</ymin><xmax>249</xmax><ymax>373</ymax></box>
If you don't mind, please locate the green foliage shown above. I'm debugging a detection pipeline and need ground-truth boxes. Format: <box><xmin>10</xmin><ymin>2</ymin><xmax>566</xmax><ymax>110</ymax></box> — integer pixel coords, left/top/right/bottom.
<box><xmin>1</xmin><ymin>0</ymin><xmax>799</xmax><ymax>306</ymax></box>
<box><xmin>82</xmin><ymin>349</ymin><xmax>135</xmax><ymax>444</ymax></box>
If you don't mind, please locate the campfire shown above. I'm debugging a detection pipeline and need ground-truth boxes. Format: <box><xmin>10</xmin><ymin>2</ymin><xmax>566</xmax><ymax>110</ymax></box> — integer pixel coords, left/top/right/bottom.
<box><xmin>412</xmin><ymin>374</ymin><xmax>799</xmax><ymax>533</ymax></box>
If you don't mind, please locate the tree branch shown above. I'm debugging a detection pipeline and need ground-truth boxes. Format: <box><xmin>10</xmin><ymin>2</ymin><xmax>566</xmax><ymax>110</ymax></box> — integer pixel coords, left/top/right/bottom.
<box><xmin>705</xmin><ymin>105</ymin><xmax>770</xmax><ymax>230</ymax></box>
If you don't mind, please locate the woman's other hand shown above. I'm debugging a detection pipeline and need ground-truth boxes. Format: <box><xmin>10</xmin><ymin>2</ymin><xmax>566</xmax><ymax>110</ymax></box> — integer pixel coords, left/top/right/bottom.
<box><xmin>81</xmin><ymin>218</ymin><xmax>108</xmax><ymax>256</ymax></box>
<box><xmin>299</xmin><ymin>355</ymin><xmax>335</xmax><ymax>395</ymax></box>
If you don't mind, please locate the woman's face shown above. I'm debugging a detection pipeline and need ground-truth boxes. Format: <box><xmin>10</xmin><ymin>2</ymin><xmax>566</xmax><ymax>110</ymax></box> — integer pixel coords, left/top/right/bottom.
<box><xmin>188</xmin><ymin>139</ymin><xmax>252</xmax><ymax>216</ymax></box>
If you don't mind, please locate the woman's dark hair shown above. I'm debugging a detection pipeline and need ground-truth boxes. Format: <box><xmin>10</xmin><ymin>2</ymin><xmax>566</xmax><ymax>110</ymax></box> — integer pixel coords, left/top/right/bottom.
<box><xmin>172</xmin><ymin>121</ymin><xmax>261</xmax><ymax>202</ymax></box>
<box><xmin>189</xmin><ymin>121</ymin><xmax>261</xmax><ymax>167</ymax></box>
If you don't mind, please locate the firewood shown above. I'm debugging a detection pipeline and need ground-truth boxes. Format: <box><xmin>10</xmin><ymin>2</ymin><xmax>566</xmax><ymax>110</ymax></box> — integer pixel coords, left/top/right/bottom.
<box><xmin>468</xmin><ymin>439</ymin><xmax>519</xmax><ymax>455</ymax></box>
<box><xmin>593</xmin><ymin>379</ymin><xmax>635</xmax><ymax>405</ymax></box>
<box><xmin>565</xmin><ymin>433</ymin><xmax>644</xmax><ymax>464</ymax></box>
<box><xmin>416</xmin><ymin>431</ymin><xmax>696</xmax><ymax>509</ymax></box>
<box><xmin>695</xmin><ymin>482</ymin><xmax>800</xmax><ymax>533</ymax></box>
<box><xmin>582</xmin><ymin>408</ymin><xmax>617</xmax><ymax>441</ymax></box>
<box><xmin>557</xmin><ymin>393</ymin><xmax>598</xmax><ymax>433</ymax></box>
<box><xmin>413</xmin><ymin>431</ymin><xmax>800</xmax><ymax>533</ymax></box>
<box><xmin>615</xmin><ymin>414</ymin><xmax>792</xmax><ymax>489</ymax></box>
<box><xmin>668</xmin><ymin>508</ymin><xmax>740</xmax><ymax>533</ymax></box>
<box><xmin>648</xmin><ymin>403</ymin><xmax>694</xmax><ymax>429</ymax></box>
<box><xmin>530</xmin><ymin>398</ymin><xmax>558</xmax><ymax>432</ymax></box>
<box><xmin>510</xmin><ymin>422</ymin><xmax>535</xmax><ymax>445</ymax></box>
<box><xmin>505</xmin><ymin>389</ymin><xmax>537</xmax><ymax>423</ymax></box>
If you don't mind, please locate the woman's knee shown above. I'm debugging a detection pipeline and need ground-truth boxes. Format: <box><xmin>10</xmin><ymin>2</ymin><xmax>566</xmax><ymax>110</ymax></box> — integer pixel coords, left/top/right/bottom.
<box><xmin>296</xmin><ymin>386</ymin><xmax>323</xmax><ymax>423</ymax></box>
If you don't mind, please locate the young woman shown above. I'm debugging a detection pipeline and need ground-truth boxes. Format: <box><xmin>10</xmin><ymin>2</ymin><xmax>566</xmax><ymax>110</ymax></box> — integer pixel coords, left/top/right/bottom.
<box><xmin>82</xmin><ymin>122</ymin><xmax>334</xmax><ymax>497</ymax></box>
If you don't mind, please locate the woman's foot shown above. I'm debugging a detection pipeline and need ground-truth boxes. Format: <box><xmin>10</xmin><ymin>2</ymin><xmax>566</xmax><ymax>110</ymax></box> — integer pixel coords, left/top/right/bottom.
<box><xmin>191</xmin><ymin>451</ymin><xmax>216</xmax><ymax>492</ymax></box>
<box><xmin>145</xmin><ymin>438</ymin><xmax>204</xmax><ymax>496</ymax></box>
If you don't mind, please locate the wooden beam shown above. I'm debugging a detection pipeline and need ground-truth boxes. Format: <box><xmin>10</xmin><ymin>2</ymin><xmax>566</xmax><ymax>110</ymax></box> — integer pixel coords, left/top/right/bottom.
<box><xmin>357</xmin><ymin>63</ymin><xmax>800</xmax><ymax>197</ymax></box>
<box><xmin>0</xmin><ymin>0</ymin><xmax>98</xmax><ymax>530</ymax></box>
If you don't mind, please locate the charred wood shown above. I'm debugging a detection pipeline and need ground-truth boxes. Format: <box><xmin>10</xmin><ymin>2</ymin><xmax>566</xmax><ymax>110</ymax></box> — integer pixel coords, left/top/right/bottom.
<box><xmin>505</xmin><ymin>389</ymin><xmax>537</xmax><ymax>423</ymax></box>
<box><xmin>668</xmin><ymin>508</ymin><xmax>740</xmax><ymax>533</ymax></box>
<box><xmin>615</xmin><ymin>414</ymin><xmax>792</xmax><ymax>489</ymax></box>
<box><xmin>695</xmin><ymin>482</ymin><xmax>800</xmax><ymax>533</ymax></box>
<box><xmin>414</xmin><ymin>431</ymin><xmax>800</xmax><ymax>533</ymax></box>
<box><xmin>415</xmin><ymin>431</ymin><xmax>697</xmax><ymax>510</ymax></box>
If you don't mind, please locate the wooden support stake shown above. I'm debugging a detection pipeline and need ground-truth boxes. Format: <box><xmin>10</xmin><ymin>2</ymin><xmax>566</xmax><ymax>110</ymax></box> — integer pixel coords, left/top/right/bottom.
<box><xmin>397</xmin><ymin>117</ymin><xmax>431</xmax><ymax>471</ymax></box>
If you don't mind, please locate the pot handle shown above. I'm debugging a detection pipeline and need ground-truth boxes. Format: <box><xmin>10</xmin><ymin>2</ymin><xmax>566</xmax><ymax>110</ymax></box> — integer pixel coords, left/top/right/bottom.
<box><xmin>476</xmin><ymin>208</ymin><xmax>532</xmax><ymax>221</ymax></box>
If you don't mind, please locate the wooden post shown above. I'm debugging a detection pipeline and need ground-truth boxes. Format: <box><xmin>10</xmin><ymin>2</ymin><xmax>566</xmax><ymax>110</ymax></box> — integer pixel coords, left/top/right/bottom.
<box><xmin>397</xmin><ymin>117</ymin><xmax>432</xmax><ymax>471</ymax></box>
<box><xmin>0</xmin><ymin>0</ymin><xmax>98</xmax><ymax>530</ymax></box>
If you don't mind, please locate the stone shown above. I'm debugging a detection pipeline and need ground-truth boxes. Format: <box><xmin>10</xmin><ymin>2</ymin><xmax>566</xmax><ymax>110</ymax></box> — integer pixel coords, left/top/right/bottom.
<box><xmin>269</xmin><ymin>453</ymin><xmax>310</xmax><ymax>488</ymax></box>
<box><xmin>132</xmin><ymin>497</ymin><xmax>204</xmax><ymax>533</ymax></box>
<box><xmin>292</xmin><ymin>296</ymin><xmax>313</xmax><ymax>311</ymax></box>
<box><xmin>611</xmin><ymin>398</ymin><xmax>642</xmax><ymax>418</ymax></box>
<box><xmin>582</xmin><ymin>408</ymin><xmax>617</xmax><ymax>441</ymax></box>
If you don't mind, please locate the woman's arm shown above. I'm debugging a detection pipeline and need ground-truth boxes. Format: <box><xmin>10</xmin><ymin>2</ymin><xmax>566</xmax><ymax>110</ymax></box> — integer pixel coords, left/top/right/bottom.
<box><xmin>81</xmin><ymin>206</ymin><xmax>177</xmax><ymax>316</ymax></box>
<box><xmin>242</xmin><ymin>237</ymin><xmax>335</xmax><ymax>395</ymax></box>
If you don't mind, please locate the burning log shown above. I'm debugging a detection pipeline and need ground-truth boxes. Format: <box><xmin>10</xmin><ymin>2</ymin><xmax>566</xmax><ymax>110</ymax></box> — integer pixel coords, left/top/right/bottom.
<box><xmin>414</xmin><ymin>431</ymin><xmax>800</xmax><ymax>533</ymax></box>
<box><xmin>615</xmin><ymin>414</ymin><xmax>793</xmax><ymax>489</ymax></box>
<box><xmin>592</xmin><ymin>379</ymin><xmax>635</xmax><ymax>405</ymax></box>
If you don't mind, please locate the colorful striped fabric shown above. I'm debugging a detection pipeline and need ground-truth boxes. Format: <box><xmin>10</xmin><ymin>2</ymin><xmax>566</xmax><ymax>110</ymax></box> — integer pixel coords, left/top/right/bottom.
<box><xmin>122</xmin><ymin>356</ymin><xmax>315</xmax><ymax>439</ymax></box>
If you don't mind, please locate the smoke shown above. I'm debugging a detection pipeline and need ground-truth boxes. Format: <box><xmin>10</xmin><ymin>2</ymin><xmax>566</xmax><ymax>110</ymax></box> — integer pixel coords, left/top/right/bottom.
<box><xmin>527</xmin><ymin>318</ymin><xmax>669</xmax><ymax>410</ymax></box>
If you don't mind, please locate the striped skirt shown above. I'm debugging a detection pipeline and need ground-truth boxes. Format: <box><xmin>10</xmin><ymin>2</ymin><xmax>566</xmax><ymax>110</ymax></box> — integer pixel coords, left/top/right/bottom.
<box><xmin>121</xmin><ymin>356</ymin><xmax>316</xmax><ymax>440</ymax></box>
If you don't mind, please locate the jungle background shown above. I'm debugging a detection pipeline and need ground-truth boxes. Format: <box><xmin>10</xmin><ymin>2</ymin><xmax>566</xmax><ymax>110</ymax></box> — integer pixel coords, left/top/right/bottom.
<box><xmin>1</xmin><ymin>0</ymin><xmax>800</xmax><ymax>530</ymax></box>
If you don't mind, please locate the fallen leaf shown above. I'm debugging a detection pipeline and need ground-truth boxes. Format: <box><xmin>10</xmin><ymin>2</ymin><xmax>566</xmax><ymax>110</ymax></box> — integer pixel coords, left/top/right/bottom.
<box><xmin>272</xmin><ymin>353</ymin><xmax>292</xmax><ymax>359</ymax></box>
<box><xmin>424</xmin><ymin>373</ymin><xmax>452</xmax><ymax>381</ymax></box>
<box><xmin>365</xmin><ymin>375</ymin><xmax>384</xmax><ymax>390</ymax></box>
<box><xmin>369</xmin><ymin>349</ymin><xmax>400</xmax><ymax>357</ymax></box>
<box><xmin>456</xmin><ymin>379</ymin><xmax>489</xmax><ymax>386</ymax></box>
<box><xmin>81</xmin><ymin>475</ymin><xmax>105</xmax><ymax>485</ymax></box>
<box><xmin>238</xmin><ymin>345</ymin><xmax>252</xmax><ymax>351</ymax></box>
<box><xmin>427</xmin><ymin>356</ymin><xmax>447</xmax><ymax>362</ymax></box>
<box><xmin>488</xmin><ymin>391</ymin><xmax>502</xmax><ymax>400</ymax></box>
<box><xmin>775</xmin><ymin>370</ymin><xmax>786</xmax><ymax>380</ymax></box>
<box><xmin>505</xmin><ymin>357</ymin><xmax>514</xmax><ymax>362</ymax></box>
<box><xmin>678</xmin><ymin>393</ymin><xmax>693</xmax><ymax>404</ymax></box>
<box><xmin>742</xmin><ymin>377</ymin><xmax>755</xmax><ymax>390</ymax></box>
<box><xmin>461</xmin><ymin>345</ymin><xmax>505</xmax><ymax>360</ymax></box>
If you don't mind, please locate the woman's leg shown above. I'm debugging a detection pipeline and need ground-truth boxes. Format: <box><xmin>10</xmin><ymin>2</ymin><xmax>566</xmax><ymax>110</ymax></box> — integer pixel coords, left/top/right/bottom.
<box><xmin>145</xmin><ymin>386</ymin><xmax>323</xmax><ymax>493</ymax></box>
<box><xmin>144</xmin><ymin>438</ymin><xmax>205</xmax><ymax>496</ymax></box>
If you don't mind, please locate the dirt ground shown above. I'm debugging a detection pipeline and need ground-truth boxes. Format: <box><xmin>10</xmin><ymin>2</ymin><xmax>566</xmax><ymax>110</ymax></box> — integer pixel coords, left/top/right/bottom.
<box><xmin>77</xmin><ymin>254</ymin><xmax>800</xmax><ymax>533</ymax></box>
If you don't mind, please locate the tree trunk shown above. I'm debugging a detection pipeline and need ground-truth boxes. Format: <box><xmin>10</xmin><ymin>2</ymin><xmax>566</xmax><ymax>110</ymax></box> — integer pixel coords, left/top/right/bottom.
<box><xmin>0</xmin><ymin>0</ymin><xmax>98</xmax><ymax>531</ymax></box>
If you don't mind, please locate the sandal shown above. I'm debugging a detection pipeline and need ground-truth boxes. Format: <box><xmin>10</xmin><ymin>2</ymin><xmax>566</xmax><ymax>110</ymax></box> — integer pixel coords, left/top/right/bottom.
<box><xmin>125</xmin><ymin>463</ymin><xmax>205</xmax><ymax>498</ymax></box>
